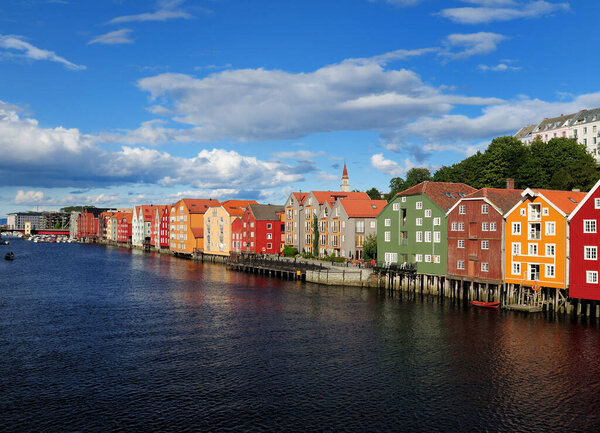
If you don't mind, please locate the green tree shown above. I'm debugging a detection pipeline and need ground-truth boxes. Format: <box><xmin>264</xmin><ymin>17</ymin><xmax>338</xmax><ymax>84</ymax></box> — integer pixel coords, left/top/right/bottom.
<box><xmin>363</xmin><ymin>234</ymin><xmax>377</xmax><ymax>261</ymax></box>
<box><xmin>54</xmin><ymin>221</ymin><xmax>61</xmax><ymax>229</ymax></box>
<box><xmin>312</xmin><ymin>214</ymin><xmax>319</xmax><ymax>257</ymax></box>
<box><xmin>366</xmin><ymin>187</ymin><xmax>382</xmax><ymax>200</ymax></box>
<box><xmin>404</xmin><ymin>167</ymin><xmax>432</xmax><ymax>189</ymax></box>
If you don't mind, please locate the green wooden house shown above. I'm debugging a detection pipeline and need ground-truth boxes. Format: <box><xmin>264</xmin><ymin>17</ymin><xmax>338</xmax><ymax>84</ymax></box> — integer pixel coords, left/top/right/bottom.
<box><xmin>377</xmin><ymin>181</ymin><xmax>475</xmax><ymax>275</ymax></box>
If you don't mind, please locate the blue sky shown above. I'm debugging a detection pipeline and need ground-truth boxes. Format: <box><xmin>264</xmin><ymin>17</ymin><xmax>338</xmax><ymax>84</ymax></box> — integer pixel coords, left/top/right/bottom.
<box><xmin>0</xmin><ymin>0</ymin><xmax>597</xmax><ymax>217</ymax></box>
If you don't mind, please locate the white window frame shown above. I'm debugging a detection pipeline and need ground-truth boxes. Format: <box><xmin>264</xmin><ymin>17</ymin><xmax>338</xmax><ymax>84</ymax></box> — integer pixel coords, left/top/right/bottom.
<box><xmin>512</xmin><ymin>262</ymin><xmax>521</xmax><ymax>275</ymax></box>
<box><xmin>416</xmin><ymin>201</ymin><xmax>423</xmax><ymax>209</ymax></box>
<box><xmin>595</xmin><ymin>198</ymin><xmax>600</xmax><ymax>209</ymax></box>
<box><xmin>481</xmin><ymin>204</ymin><xmax>489</xmax><ymax>214</ymax></box>
<box><xmin>545</xmin><ymin>222</ymin><xmax>555</xmax><ymax>236</ymax></box>
<box><xmin>433</xmin><ymin>217</ymin><xmax>441</xmax><ymax>226</ymax></box>
<box><xmin>384</xmin><ymin>218</ymin><xmax>391</xmax><ymax>227</ymax></box>
<box><xmin>424</xmin><ymin>209</ymin><xmax>432</xmax><ymax>218</ymax></box>
<box><xmin>512</xmin><ymin>222</ymin><xmax>521</xmax><ymax>235</ymax></box>
<box><xmin>401</xmin><ymin>197</ymin><xmax>406</xmax><ymax>203</ymax></box>
<box><xmin>459</xmin><ymin>205</ymin><xmax>466</xmax><ymax>215</ymax></box>
<box><xmin>416</xmin><ymin>231</ymin><xmax>423</xmax><ymax>242</ymax></box>
<box><xmin>587</xmin><ymin>271</ymin><xmax>598</xmax><ymax>284</ymax></box>
<box><xmin>520</xmin><ymin>208</ymin><xmax>526</xmax><ymax>216</ymax></box>
<box><xmin>458</xmin><ymin>239</ymin><xmax>465</xmax><ymax>249</ymax></box>
<box><xmin>424</xmin><ymin>231</ymin><xmax>431</xmax><ymax>243</ymax></box>
<box><xmin>490</xmin><ymin>222</ymin><xmax>497</xmax><ymax>231</ymax></box>
<box><xmin>433</xmin><ymin>231</ymin><xmax>441</xmax><ymax>243</ymax></box>
<box><xmin>481</xmin><ymin>240</ymin><xmax>489</xmax><ymax>250</ymax></box>
<box><xmin>584</xmin><ymin>220</ymin><xmax>597</xmax><ymax>233</ymax></box>
<box><xmin>424</xmin><ymin>254</ymin><xmax>432</xmax><ymax>263</ymax></box>
<box><xmin>529</xmin><ymin>243</ymin><xmax>538</xmax><ymax>255</ymax></box>
<box><xmin>545</xmin><ymin>264</ymin><xmax>555</xmax><ymax>278</ymax></box>
<box><xmin>416</xmin><ymin>218</ymin><xmax>423</xmax><ymax>226</ymax></box>
<box><xmin>451</xmin><ymin>222</ymin><xmax>458</xmax><ymax>231</ymax></box>
<box><xmin>585</xmin><ymin>246</ymin><xmax>598</xmax><ymax>260</ymax></box>
<box><xmin>415</xmin><ymin>254</ymin><xmax>423</xmax><ymax>263</ymax></box>
<box><xmin>512</xmin><ymin>242</ymin><xmax>521</xmax><ymax>255</ymax></box>
<box><xmin>458</xmin><ymin>222</ymin><xmax>465</xmax><ymax>231</ymax></box>
<box><xmin>393</xmin><ymin>203</ymin><xmax>400</xmax><ymax>211</ymax></box>
<box><xmin>481</xmin><ymin>222</ymin><xmax>489</xmax><ymax>231</ymax></box>
<box><xmin>545</xmin><ymin>244</ymin><xmax>555</xmax><ymax>257</ymax></box>
<box><xmin>481</xmin><ymin>262</ymin><xmax>489</xmax><ymax>272</ymax></box>
<box><xmin>384</xmin><ymin>231</ymin><xmax>391</xmax><ymax>242</ymax></box>
<box><xmin>457</xmin><ymin>260</ymin><xmax>465</xmax><ymax>270</ymax></box>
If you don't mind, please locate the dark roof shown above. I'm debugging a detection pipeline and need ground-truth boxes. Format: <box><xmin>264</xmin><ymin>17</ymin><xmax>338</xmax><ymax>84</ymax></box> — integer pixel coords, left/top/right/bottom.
<box><xmin>249</xmin><ymin>203</ymin><xmax>284</xmax><ymax>221</ymax></box>
<box><xmin>464</xmin><ymin>188</ymin><xmax>524</xmax><ymax>214</ymax></box>
<box><xmin>398</xmin><ymin>181</ymin><xmax>477</xmax><ymax>211</ymax></box>
<box><xmin>571</xmin><ymin>107</ymin><xmax>600</xmax><ymax>125</ymax></box>
<box><xmin>514</xmin><ymin>125</ymin><xmax>535</xmax><ymax>139</ymax></box>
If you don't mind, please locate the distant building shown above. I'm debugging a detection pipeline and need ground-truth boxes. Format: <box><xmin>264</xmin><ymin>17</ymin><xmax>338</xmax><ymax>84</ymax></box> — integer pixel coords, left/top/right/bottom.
<box><xmin>69</xmin><ymin>211</ymin><xmax>81</xmax><ymax>239</ymax></box>
<box><xmin>7</xmin><ymin>212</ymin><xmax>44</xmax><ymax>230</ymax></box>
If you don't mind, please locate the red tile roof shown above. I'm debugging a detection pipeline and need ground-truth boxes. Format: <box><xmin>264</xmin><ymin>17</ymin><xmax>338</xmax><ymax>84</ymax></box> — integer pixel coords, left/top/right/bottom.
<box><xmin>311</xmin><ymin>191</ymin><xmax>370</xmax><ymax>206</ymax></box>
<box><xmin>339</xmin><ymin>199</ymin><xmax>387</xmax><ymax>218</ymax></box>
<box><xmin>182</xmin><ymin>199</ymin><xmax>221</xmax><ymax>214</ymax></box>
<box><xmin>398</xmin><ymin>182</ymin><xmax>477</xmax><ymax>211</ymax></box>
<box><xmin>464</xmin><ymin>188</ymin><xmax>524</xmax><ymax>214</ymax></box>
<box><xmin>292</xmin><ymin>192</ymin><xmax>308</xmax><ymax>205</ymax></box>
<box><xmin>531</xmin><ymin>189</ymin><xmax>587</xmax><ymax>214</ymax></box>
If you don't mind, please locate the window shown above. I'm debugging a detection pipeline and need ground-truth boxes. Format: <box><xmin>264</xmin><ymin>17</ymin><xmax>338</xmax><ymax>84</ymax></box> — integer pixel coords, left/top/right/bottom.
<box><xmin>512</xmin><ymin>222</ymin><xmax>521</xmax><ymax>235</ymax></box>
<box><xmin>370</xmin><ymin>221</ymin><xmax>376</xmax><ymax>229</ymax></box>
<box><xmin>424</xmin><ymin>255</ymin><xmax>432</xmax><ymax>263</ymax></box>
<box><xmin>425</xmin><ymin>209</ymin><xmax>432</xmax><ymax>218</ymax></box>
<box><xmin>512</xmin><ymin>242</ymin><xmax>521</xmax><ymax>255</ymax></box>
<box><xmin>481</xmin><ymin>262</ymin><xmax>489</xmax><ymax>272</ymax></box>
<box><xmin>401</xmin><ymin>197</ymin><xmax>406</xmax><ymax>202</ymax></box>
<box><xmin>459</xmin><ymin>205</ymin><xmax>466</xmax><ymax>215</ymax></box>
<box><xmin>482</xmin><ymin>222</ymin><xmax>489</xmax><ymax>231</ymax></box>
<box><xmin>424</xmin><ymin>231</ymin><xmax>431</xmax><ymax>243</ymax></box>
<box><xmin>384</xmin><ymin>252</ymin><xmax>398</xmax><ymax>264</ymax></box>
<box><xmin>584</xmin><ymin>220</ymin><xmax>597</xmax><ymax>233</ymax></box>
<box><xmin>267</xmin><ymin>233</ymin><xmax>272</xmax><ymax>239</ymax></box>
<box><xmin>415</xmin><ymin>254</ymin><xmax>423</xmax><ymax>263</ymax></box>
<box><xmin>416</xmin><ymin>218</ymin><xmax>423</xmax><ymax>226</ymax></box>
<box><xmin>433</xmin><ymin>231</ymin><xmax>441</xmax><ymax>243</ymax></box>
<box><xmin>458</xmin><ymin>239</ymin><xmax>465</xmax><ymax>248</ymax></box>
<box><xmin>481</xmin><ymin>240</ymin><xmax>489</xmax><ymax>250</ymax></box>
<box><xmin>433</xmin><ymin>217</ymin><xmax>441</xmax><ymax>226</ymax></box>
<box><xmin>529</xmin><ymin>243</ymin><xmax>538</xmax><ymax>255</ymax></box>
<box><xmin>520</xmin><ymin>208</ymin><xmax>526</xmax><ymax>216</ymax></box>
<box><xmin>481</xmin><ymin>204</ymin><xmax>489</xmax><ymax>214</ymax></box>
<box><xmin>451</xmin><ymin>222</ymin><xmax>458</xmax><ymax>231</ymax></box>
<box><xmin>542</xmin><ymin>208</ymin><xmax>549</xmax><ymax>216</ymax></box>
<box><xmin>384</xmin><ymin>231</ymin><xmax>391</xmax><ymax>242</ymax></box>
<box><xmin>458</xmin><ymin>223</ymin><xmax>465</xmax><ymax>231</ymax></box>
<box><xmin>528</xmin><ymin>223</ymin><xmax>541</xmax><ymax>240</ymax></box>
<box><xmin>545</xmin><ymin>222</ymin><xmax>555</xmax><ymax>236</ymax></box>
<box><xmin>356</xmin><ymin>221</ymin><xmax>365</xmax><ymax>233</ymax></box>
<box><xmin>529</xmin><ymin>204</ymin><xmax>541</xmax><ymax>221</ymax></box>
<box><xmin>267</xmin><ymin>223</ymin><xmax>272</xmax><ymax>229</ymax></box>
<box><xmin>512</xmin><ymin>262</ymin><xmax>521</xmax><ymax>275</ymax></box>
<box><xmin>433</xmin><ymin>255</ymin><xmax>441</xmax><ymax>264</ymax></box>
<box><xmin>385</xmin><ymin>218</ymin><xmax>391</xmax><ymax>227</ymax></box>
<box><xmin>393</xmin><ymin>203</ymin><xmax>400</xmax><ymax>211</ymax></box>
<box><xmin>267</xmin><ymin>243</ymin><xmax>272</xmax><ymax>249</ymax></box>
<box><xmin>587</xmin><ymin>271</ymin><xmax>598</xmax><ymax>284</ymax></box>
<box><xmin>546</xmin><ymin>264</ymin><xmax>555</xmax><ymax>278</ymax></box>
<box><xmin>546</xmin><ymin>244</ymin><xmax>555</xmax><ymax>257</ymax></box>
<box><xmin>416</xmin><ymin>231</ymin><xmax>423</xmax><ymax>242</ymax></box>
<box><xmin>490</xmin><ymin>222</ymin><xmax>497</xmax><ymax>231</ymax></box>
<box><xmin>529</xmin><ymin>264</ymin><xmax>540</xmax><ymax>281</ymax></box>
<box><xmin>585</xmin><ymin>246</ymin><xmax>597</xmax><ymax>260</ymax></box>
<box><xmin>457</xmin><ymin>260</ymin><xmax>465</xmax><ymax>270</ymax></box>
<box><xmin>596</xmin><ymin>198</ymin><xmax>600</xmax><ymax>209</ymax></box>
<box><xmin>416</xmin><ymin>201</ymin><xmax>423</xmax><ymax>209</ymax></box>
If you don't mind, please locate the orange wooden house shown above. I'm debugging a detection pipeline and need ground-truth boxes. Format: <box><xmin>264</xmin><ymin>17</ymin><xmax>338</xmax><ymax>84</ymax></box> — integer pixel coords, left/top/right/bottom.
<box><xmin>169</xmin><ymin>198</ymin><xmax>220</xmax><ymax>255</ymax></box>
<box><xmin>504</xmin><ymin>188</ymin><xmax>586</xmax><ymax>294</ymax></box>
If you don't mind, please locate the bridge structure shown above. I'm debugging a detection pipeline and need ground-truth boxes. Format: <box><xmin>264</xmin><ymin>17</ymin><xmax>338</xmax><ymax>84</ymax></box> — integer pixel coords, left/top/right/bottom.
<box><xmin>1</xmin><ymin>228</ymin><xmax>70</xmax><ymax>236</ymax></box>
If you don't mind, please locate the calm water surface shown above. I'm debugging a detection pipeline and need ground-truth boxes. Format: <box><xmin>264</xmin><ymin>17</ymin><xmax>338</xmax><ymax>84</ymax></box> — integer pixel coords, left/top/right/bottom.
<box><xmin>1</xmin><ymin>238</ymin><xmax>600</xmax><ymax>432</ymax></box>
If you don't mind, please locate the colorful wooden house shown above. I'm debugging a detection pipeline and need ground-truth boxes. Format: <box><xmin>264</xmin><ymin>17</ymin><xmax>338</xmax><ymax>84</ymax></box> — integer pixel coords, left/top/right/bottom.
<box><xmin>204</xmin><ymin>200</ymin><xmax>257</xmax><ymax>256</ymax></box>
<box><xmin>231</xmin><ymin>217</ymin><xmax>244</xmax><ymax>253</ymax></box>
<box><xmin>446</xmin><ymin>187</ymin><xmax>522</xmax><ymax>292</ymax></box>
<box><xmin>238</xmin><ymin>204</ymin><xmax>284</xmax><ymax>255</ymax></box>
<box><xmin>504</xmin><ymin>189</ymin><xmax>586</xmax><ymax>297</ymax></box>
<box><xmin>169</xmin><ymin>198</ymin><xmax>220</xmax><ymax>255</ymax></box>
<box><xmin>377</xmin><ymin>182</ymin><xmax>476</xmax><ymax>275</ymax></box>
<box><xmin>568</xmin><ymin>180</ymin><xmax>600</xmax><ymax>300</ymax></box>
<box><xmin>159</xmin><ymin>205</ymin><xmax>170</xmax><ymax>249</ymax></box>
<box><xmin>117</xmin><ymin>213</ymin><xmax>132</xmax><ymax>244</ymax></box>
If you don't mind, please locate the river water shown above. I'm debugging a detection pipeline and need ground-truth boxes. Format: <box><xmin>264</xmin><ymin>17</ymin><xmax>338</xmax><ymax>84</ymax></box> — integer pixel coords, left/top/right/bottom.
<box><xmin>1</xmin><ymin>238</ymin><xmax>600</xmax><ymax>432</ymax></box>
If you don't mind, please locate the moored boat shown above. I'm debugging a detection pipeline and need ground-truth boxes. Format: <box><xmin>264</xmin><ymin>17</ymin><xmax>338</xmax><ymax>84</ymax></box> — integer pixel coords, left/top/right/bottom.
<box><xmin>4</xmin><ymin>252</ymin><xmax>15</xmax><ymax>261</ymax></box>
<box><xmin>470</xmin><ymin>300</ymin><xmax>500</xmax><ymax>309</ymax></box>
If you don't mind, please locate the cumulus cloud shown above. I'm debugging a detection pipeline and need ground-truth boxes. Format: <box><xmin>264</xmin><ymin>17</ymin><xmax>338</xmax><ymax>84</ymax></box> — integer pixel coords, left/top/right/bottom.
<box><xmin>13</xmin><ymin>189</ymin><xmax>119</xmax><ymax>206</ymax></box>
<box><xmin>88</xmin><ymin>29</ymin><xmax>134</xmax><ymax>45</ymax></box>
<box><xmin>370</xmin><ymin>154</ymin><xmax>416</xmax><ymax>176</ymax></box>
<box><xmin>107</xmin><ymin>0</ymin><xmax>194</xmax><ymax>24</ymax></box>
<box><xmin>440</xmin><ymin>32</ymin><xmax>507</xmax><ymax>60</ymax></box>
<box><xmin>128</xmin><ymin>51</ymin><xmax>501</xmax><ymax>144</ymax></box>
<box><xmin>14</xmin><ymin>190</ymin><xmax>45</xmax><ymax>205</ymax></box>
<box><xmin>438</xmin><ymin>1</ymin><xmax>570</xmax><ymax>24</ymax></box>
<box><xmin>0</xmin><ymin>102</ymin><xmax>310</xmax><ymax>192</ymax></box>
<box><xmin>0</xmin><ymin>35</ymin><xmax>85</xmax><ymax>70</ymax></box>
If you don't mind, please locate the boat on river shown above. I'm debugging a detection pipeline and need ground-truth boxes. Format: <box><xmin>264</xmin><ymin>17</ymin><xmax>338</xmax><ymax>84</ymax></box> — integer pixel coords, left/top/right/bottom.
<box><xmin>470</xmin><ymin>300</ymin><xmax>500</xmax><ymax>309</ymax></box>
<box><xmin>5</xmin><ymin>252</ymin><xmax>14</xmax><ymax>261</ymax></box>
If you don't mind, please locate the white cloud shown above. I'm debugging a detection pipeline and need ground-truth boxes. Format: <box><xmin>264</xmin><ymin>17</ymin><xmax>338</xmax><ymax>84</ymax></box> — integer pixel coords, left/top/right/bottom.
<box><xmin>370</xmin><ymin>154</ymin><xmax>415</xmax><ymax>176</ymax></box>
<box><xmin>438</xmin><ymin>1</ymin><xmax>570</xmax><ymax>24</ymax></box>
<box><xmin>89</xmin><ymin>29</ymin><xmax>134</xmax><ymax>45</ymax></box>
<box><xmin>108</xmin><ymin>0</ymin><xmax>193</xmax><ymax>24</ymax></box>
<box><xmin>13</xmin><ymin>190</ymin><xmax>119</xmax><ymax>206</ymax></box>
<box><xmin>129</xmin><ymin>50</ymin><xmax>500</xmax><ymax>144</ymax></box>
<box><xmin>0</xmin><ymin>35</ymin><xmax>86</xmax><ymax>70</ymax></box>
<box><xmin>478</xmin><ymin>63</ymin><xmax>521</xmax><ymax>72</ymax></box>
<box><xmin>14</xmin><ymin>190</ymin><xmax>45</xmax><ymax>205</ymax></box>
<box><xmin>440</xmin><ymin>32</ymin><xmax>507</xmax><ymax>60</ymax></box>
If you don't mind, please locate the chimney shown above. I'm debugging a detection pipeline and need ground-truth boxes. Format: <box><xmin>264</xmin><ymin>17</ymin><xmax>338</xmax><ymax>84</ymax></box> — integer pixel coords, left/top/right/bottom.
<box><xmin>506</xmin><ymin>178</ymin><xmax>515</xmax><ymax>190</ymax></box>
<box><xmin>572</xmin><ymin>188</ymin><xmax>581</xmax><ymax>193</ymax></box>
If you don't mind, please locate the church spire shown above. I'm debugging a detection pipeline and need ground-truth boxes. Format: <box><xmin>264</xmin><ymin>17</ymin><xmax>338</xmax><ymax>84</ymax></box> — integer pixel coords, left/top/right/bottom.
<box><xmin>341</xmin><ymin>162</ymin><xmax>349</xmax><ymax>192</ymax></box>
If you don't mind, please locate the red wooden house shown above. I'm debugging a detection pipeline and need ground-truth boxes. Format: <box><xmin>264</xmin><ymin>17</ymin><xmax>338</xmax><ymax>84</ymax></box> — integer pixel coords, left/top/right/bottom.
<box><xmin>568</xmin><ymin>179</ymin><xmax>600</xmax><ymax>300</ymax></box>
<box><xmin>446</xmin><ymin>186</ymin><xmax>522</xmax><ymax>287</ymax></box>
<box><xmin>231</xmin><ymin>217</ymin><xmax>243</xmax><ymax>253</ymax></box>
<box><xmin>77</xmin><ymin>208</ymin><xmax>110</xmax><ymax>240</ymax></box>
<box><xmin>159</xmin><ymin>205</ymin><xmax>171</xmax><ymax>249</ymax></box>
<box><xmin>116</xmin><ymin>213</ymin><xmax>132</xmax><ymax>244</ymax></box>
<box><xmin>239</xmin><ymin>204</ymin><xmax>284</xmax><ymax>254</ymax></box>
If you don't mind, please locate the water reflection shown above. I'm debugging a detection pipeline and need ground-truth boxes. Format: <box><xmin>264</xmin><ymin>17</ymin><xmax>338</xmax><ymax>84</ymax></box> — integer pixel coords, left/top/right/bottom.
<box><xmin>1</xmin><ymin>238</ymin><xmax>600</xmax><ymax>432</ymax></box>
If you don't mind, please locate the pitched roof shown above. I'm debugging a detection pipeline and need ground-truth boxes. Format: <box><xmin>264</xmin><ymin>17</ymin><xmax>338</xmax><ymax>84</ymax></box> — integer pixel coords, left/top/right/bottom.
<box><xmin>339</xmin><ymin>199</ymin><xmax>387</xmax><ymax>218</ymax></box>
<box><xmin>182</xmin><ymin>199</ymin><xmax>220</xmax><ymax>214</ymax></box>
<box><xmin>530</xmin><ymin>189</ymin><xmax>587</xmax><ymax>214</ymax></box>
<box><xmin>191</xmin><ymin>228</ymin><xmax>204</xmax><ymax>238</ymax></box>
<box><xmin>398</xmin><ymin>182</ymin><xmax>477</xmax><ymax>211</ymax></box>
<box><xmin>514</xmin><ymin>125</ymin><xmax>535</xmax><ymax>139</ymax></box>
<box><xmin>464</xmin><ymin>188</ymin><xmax>524</xmax><ymax>214</ymax></box>
<box><xmin>248</xmin><ymin>203</ymin><xmax>284</xmax><ymax>220</ymax></box>
<box><xmin>311</xmin><ymin>191</ymin><xmax>370</xmax><ymax>206</ymax></box>
<box><xmin>141</xmin><ymin>205</ymin><xmax>163</xmax><ymax>221</ymax></box>
<box><xmin>342</xmin><ymin>162</ymin><xmax>348</xmax><ymax>179</ymax></box>
<box><xmin>293</xmin><ymin>192</ymin><xmax>308</xmax><ymax>204</ymax></box>
<box><xmin>533</xmin><ymin>113</ymin><xmax>576</xmax><ymax>133</ymax></box>
<box><xmin>220</xmin><ymin>200</ymin><xmax>258</xmax><ymax>217</ymax></box>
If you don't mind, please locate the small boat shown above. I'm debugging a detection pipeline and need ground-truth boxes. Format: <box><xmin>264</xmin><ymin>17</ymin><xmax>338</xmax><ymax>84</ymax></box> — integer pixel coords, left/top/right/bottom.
<box><xmin>470</xmin><ymin>300</ymin><xmax>500</xmax><ymax>309</ymax></box>
<box><xmin>0</xmin><ymin>240</ymin><xmax>9</xmax><ymax>245</ymax></box>
<box><xmin>4</xmin><ymin>252</ymin><xmax>14</xmax><ymax>261</ymax></box>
